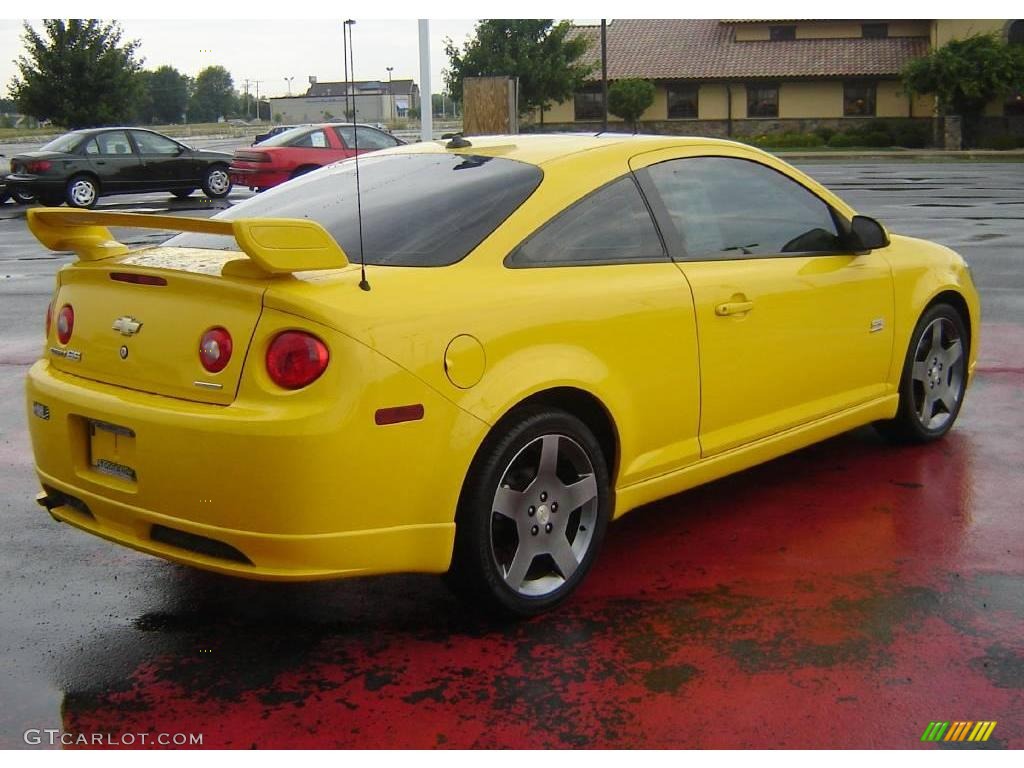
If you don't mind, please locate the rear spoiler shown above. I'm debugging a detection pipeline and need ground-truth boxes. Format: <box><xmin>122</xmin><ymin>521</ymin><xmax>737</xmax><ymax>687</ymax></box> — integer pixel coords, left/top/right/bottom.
<box><xmin>26</xmin><ymin>208</ymin><xmax>350</xmax><ymax>276</ymax></box>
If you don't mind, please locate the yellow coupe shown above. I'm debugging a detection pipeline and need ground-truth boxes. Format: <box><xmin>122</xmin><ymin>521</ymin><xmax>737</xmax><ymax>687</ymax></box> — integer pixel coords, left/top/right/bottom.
<box><xmin>25</xmin><ymin>134</ymin><xmax>979</xmax><ymax>616</ymax></box>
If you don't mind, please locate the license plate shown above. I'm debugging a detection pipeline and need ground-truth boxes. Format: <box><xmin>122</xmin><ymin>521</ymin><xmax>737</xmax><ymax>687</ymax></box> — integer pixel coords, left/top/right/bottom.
<box><xmin>88</xmin><ymin>420</ymin><xmax>137</xmax><ymax>482</ymax></box>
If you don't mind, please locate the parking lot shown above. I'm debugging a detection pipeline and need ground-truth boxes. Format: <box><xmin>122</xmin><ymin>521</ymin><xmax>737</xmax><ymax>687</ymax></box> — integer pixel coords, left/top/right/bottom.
<box><xmin>0</xmin><ymin>158</ymin><xmax>1021</xmax><ymax>748</ymax></box>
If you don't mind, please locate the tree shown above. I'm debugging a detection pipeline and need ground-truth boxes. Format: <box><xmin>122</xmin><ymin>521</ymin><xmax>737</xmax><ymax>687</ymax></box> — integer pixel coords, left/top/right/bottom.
<box><xmin>145</xmin><ymin>65</ymin><xmax>191</xmax><ymax>124</ymax></box>
<box><xmin>608</xmin><ymin>78</ymin><xmax>655</xmax><ymax>132</ymax></box>
<box><xmin>189</xmin><ymin>65</ymin><xmax>236</xmax><ymax>122</ymax></box>
<box><xmin>8</xmin><ymin>19</ymin><xmax>143</xmax><ymax>128</ymax></box>
<box><xmin>903</xmin><ymin>34</ymin><xmax>1024</xmax><ymax>145</ymax></box>
<box><xmin>444</xmin><ymin>20</ymin><xmax>592</xmax><ymax>120</ymax></box>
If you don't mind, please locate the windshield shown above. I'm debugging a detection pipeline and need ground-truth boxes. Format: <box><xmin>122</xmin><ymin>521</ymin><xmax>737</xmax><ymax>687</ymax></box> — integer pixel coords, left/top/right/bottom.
<box><xmin>167</xmin><ymin>153</ymin><xmax>543</xmax><ymax>267</ymax></box>
<box><xmin>40</xmin><ymin>132</ymin><xmax>85</xmax><ymax>154</ymax></box>
<box><xmin>257</xmin><ymin>126</ymin><xmax>314</xmax><ymax>147</ymax></box>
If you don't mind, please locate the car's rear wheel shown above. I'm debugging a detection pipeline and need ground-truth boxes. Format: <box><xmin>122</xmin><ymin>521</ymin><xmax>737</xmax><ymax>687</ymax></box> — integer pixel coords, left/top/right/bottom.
<box><xmin>65</xmin><ymin>175</ymin><xmax>99</xmax><ymax>209</ymax></box>
<box><xmin>290</xmin><ymin>166</ymin><xmax>319</xmax><ymax>180</ymax></box>
<box><xmin>875</xmin><ymin>302</ymin><xmax>968</xmax><ymax>443</ymax></box>
<box><xmin>447</xmin><ymin>407</ymin><xmax>611</xmax><ymax>617</ymax></box>
<box><xmin>171</xmin><ymin>189</ymin><xmax>195</xmax><ymax>199</ymax></box>
<box><xmin>201</xmin><ymin>165</ymin><xmax>231</xmax><ymax>198</ymax></box>
<box><xmin>13</xmin><ymin>190</ymin><xmax>36</xmax><ymax>205</ymax></box>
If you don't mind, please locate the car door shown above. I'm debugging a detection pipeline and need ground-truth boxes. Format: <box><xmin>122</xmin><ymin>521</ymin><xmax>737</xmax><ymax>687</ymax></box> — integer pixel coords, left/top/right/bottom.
<box><xmin>636</xmin><ymin>150</ymin><xmax>894</xmax><ymax>457</ymax></box>
<box><xmin>129</xmin><ymin>130</ymin><xmax>191</xmax><ymax>190</ymax></box>
<box><xmin>504</xmin><ymin>174</ymin><xmax>702</xmax><ymax>486</ymax></box>
<box><xmin>83</xmin><ymin>131</ymin><xmax>142</xmax><ymax>192</ymax></box>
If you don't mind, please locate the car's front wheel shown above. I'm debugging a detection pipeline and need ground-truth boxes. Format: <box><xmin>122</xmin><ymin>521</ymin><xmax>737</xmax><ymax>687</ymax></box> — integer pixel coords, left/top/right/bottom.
<box><xmin>13</xmin><ymin>190</ymin><xmax>36</xmax><ymax>205</ymax></box>
<box><xmin>875</xmin><ymin>302</ymin><xmax>969</xmax><ymax>443</ymax></box>
<box><xmin>65</xmin><ymin>175</ymin><xmax>99</xmax><ymax>209</ymax></box>
<box><xmin>448</xmin><ymin>407</ymin><xmax>611</xmax><ymax>617</ymax></box>
<box><xmin>201</xmin><ymin>165</ymin><xmax>231</xmax><ymax>198</ymax></box>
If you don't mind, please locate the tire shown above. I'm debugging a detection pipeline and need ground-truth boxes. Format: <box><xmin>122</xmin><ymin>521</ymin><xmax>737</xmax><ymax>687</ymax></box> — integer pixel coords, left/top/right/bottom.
<box><xmin>874</xmin><ymin>302</ymin><xmax>969</xmax><ymax>444</ymax></box>
<box><xmin>290</xmin><ymin>166</ymin><xmax>319</xmax><ymax>180</ymax></box>
<box><xmin>171</xmin><ymin>189</ymin><xmax>195</xmax><ymax>200</ymax></box>
<box><xmin>13</xmin><ymin>190</ymin><xmax>36</xmax><ymax>205</ymax></box>
<box><xmin>65</xmin><ymin>175</ymin><xmax>99</xmax><ymax>209</ymax></box>
<box><xmin>201</xmin><ymin>165</ymin><xmax>231</xmax><ymax>198</ymax></box>
<box><xmin>447</xmin><ymin>406</ymin><xmax>611</xmax><ymax>617</ymax></box>
<box><xmin>0</xmin><ymin>189</ymin><xmax>8</xmax><ymax>204</ymax></box>
<box><xmin>37</xmin><ymin>194</ymin><xmax>64</xmax><ymax>207</ymax></box>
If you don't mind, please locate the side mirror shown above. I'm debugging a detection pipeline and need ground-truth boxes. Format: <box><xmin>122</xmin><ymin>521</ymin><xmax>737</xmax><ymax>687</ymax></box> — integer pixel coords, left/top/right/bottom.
<box><xmin>850</xmin><ymin>215</ymin><xmax>889</xmax><ymax>251</ymax></box>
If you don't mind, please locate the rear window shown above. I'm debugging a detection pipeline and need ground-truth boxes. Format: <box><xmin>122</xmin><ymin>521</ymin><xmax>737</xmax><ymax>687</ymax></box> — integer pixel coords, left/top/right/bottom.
<box><xmin>168</xmin><ymin>153</ymin><xmax>543</xmax><ymax>267</ymax></box>
<box><xmin>257</xmin><ymin>126</ymin><xmax>315</xmax><ymax>147</ymax></box>
<box><xmin>40</xmin><ymin>132</ymin><xmax>86</xmax><ymax>154</ymax></box>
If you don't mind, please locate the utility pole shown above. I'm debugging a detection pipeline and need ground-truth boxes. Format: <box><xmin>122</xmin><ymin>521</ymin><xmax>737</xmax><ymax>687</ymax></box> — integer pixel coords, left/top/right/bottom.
<box><xmin>243</xmin><ymin>79</ymin><xmax>251</xmax><ymax>119</ymax></box>
<box><xmin>342</xmin><ymin>22</ymin><xmax>350</xmax><ymax>120</ymax></box>
<box><xmin>601</xmin><ymin>20</ymin><xmax>609</xmax><ymax>132</ymax></box>
<box><xmin>418</xmin><ymin>19</ymin><xmax>432</xmax><ymax>141</ymax></box>
<box><xmin>253</xmin><ymin>80</ymin><xmax>264</xmax><ymax>121</ymax></box>
<box><xmin>386</xmin><ymin>66</ymin><xmax>394</xmax><ymax>124</ymax></box>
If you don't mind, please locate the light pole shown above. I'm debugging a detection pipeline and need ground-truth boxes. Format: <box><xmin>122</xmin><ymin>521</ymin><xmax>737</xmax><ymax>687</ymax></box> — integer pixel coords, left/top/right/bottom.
<box><xmin>284</xmin><ymin>76</ymin><xmax>294</xmax><ymax>97</ymax></box>
<box><xmin>386</xmin><ymin>66</ymin><xmax>394</xmax><ymax>124</ymax></box>
<box><xmin>344</xmin><ymin>19</ymin><xmax>356</xmax><ymax>121</ymax></box>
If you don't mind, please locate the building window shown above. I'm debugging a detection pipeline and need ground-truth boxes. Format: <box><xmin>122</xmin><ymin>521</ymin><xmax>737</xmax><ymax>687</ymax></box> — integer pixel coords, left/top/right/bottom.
<box><xmin>862</xmin><ymin>23</ymin><xmax>889</xmax><ymax>39</ymax></box>
<box><xmin>747</xmin><ymin>84</ymin><xmax>779</xmax><ymax>118</ymax></box>
<box><xmin>574</xmin><ymin>88</ymin><xmax>605</xmax><ymax>121</ymax></box>
<box><xmin>769</xmin><ymin>25</ymin><xmax>796</xmax><ymax>41</ymax></box>
<box><xmin>667</xmin><ymin>84</ymin><xmax>699</xmax><ymax>118</ymax></box>
<box><xmin>1009</xmin><ymin>20</ymin><xmax>1024</xmax><ymax>45</ymax></box>
<box><xmin>844</xmin><ymin>82</ymin><xmax>877</xmax><ymax>116</ymax></box>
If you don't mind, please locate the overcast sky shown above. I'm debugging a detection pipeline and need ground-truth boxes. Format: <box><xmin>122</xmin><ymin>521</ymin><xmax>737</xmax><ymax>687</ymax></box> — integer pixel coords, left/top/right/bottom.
<box><xmin>0</xmin><ymin>19</ymin><xmax>483</xmax><ymax>99</ymax></box>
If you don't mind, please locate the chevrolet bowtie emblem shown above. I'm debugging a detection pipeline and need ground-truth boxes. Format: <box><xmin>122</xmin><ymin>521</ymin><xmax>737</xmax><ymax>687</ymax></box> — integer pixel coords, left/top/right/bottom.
<box><xmin>112</xmin><ymin>316</ymin><xmax>143</xmax><ymax>336</ymax></box>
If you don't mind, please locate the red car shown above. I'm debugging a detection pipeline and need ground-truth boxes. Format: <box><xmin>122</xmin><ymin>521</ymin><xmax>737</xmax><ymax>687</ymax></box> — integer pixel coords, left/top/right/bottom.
<box><xmin>229</xmin><ymin>123</ymin><xmax>404</xmax><ymax>191</ymax></box>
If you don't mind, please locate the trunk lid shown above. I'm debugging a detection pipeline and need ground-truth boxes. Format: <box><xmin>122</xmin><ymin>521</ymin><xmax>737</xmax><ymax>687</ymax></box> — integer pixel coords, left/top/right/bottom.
<box><xmin>48</xmin><ymin>247</ymin><xmax>266</xmax><ymax>405</ymax></box>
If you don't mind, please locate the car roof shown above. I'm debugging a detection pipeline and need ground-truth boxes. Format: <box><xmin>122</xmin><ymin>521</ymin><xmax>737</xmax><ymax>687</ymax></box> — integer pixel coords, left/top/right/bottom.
<box><xmin>390</xmin><ymin>132</ymin><xmax>753</xmax><ymax>167</ymax></box>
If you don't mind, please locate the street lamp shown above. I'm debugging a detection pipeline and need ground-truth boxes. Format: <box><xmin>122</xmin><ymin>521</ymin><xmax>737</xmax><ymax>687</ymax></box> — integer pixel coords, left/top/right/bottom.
<box><xmin>284</xmin><ymin>76</ymin><xmax>294</xmax><ymax>97</ymax></box>
<box><xmin>386</xmin><ymin>66</ymin><xmax>394</xmax><ymax>124</ymax></box>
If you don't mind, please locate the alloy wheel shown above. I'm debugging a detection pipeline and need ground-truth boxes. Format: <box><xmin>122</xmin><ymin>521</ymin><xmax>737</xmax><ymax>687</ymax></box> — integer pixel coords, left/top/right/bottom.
<box><xmin>206</xmin><ymin>168</ymin><xmax>230</xmax><ymax>196</ymax></box>
<box><xmin>910</xmin><ymin>317</ymin><xmax>965</xmax><ymax>431</ymax></box>
<box><xmin>489</xmin><ymin>434</ymin><xmax>599</xmax><ymax>597</ymax></box>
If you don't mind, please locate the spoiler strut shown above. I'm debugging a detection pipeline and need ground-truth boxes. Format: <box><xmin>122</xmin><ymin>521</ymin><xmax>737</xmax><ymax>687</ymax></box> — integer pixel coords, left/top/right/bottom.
<box><xmin>26</xmin><ymin>208</ymin><xmax>350</xmax><ymax>276</ymax></box>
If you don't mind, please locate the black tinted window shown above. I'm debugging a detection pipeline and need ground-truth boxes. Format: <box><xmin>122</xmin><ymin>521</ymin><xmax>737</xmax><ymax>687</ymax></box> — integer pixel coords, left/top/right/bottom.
<box><xmin>167</xmin><ymin>153</ymin><xmax>542</xmax><ymax>267</ymax></box>
<box><xmin>647</xmin><ymin>157</ymin><xmax>842</xmax><ymax>259</ymax></box>
<box><xmin>509</xmin><ymin>177</ymin><xmax>665</xmax><ymax>267</ymax></box>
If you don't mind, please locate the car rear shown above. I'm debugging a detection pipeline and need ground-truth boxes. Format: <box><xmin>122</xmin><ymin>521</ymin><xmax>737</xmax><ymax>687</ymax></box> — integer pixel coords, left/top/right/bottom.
<box><xmin>229</xmin><ymin>148</ymin><xmax>292</xmax><ymax>190</ymax></box>
<box><xmin>26</xmin><ymin>145</ymin><xmax>545</xmax><ymax>581</ymax></box>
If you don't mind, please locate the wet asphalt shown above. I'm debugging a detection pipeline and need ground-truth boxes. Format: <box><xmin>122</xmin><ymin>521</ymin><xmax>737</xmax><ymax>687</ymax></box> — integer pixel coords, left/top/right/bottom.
<box><xmin>0</xmin><ymin>159</ymin><xmax>1021</xmax><ymax>748</ymax></box>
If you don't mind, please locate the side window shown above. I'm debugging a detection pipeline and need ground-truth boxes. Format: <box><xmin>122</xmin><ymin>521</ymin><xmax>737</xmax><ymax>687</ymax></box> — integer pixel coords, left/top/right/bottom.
<box><xmin>84</xmin><ymin>139</ymin><xmax>100</xmax><ymax>156</ymax></box>
<box><xmin>335</xmin><ymin>126</ymin><xmax>399</xmax><ymax>151</ymax></box>
<box><xmin>646</xmin><ymin>157</ymin><xmax>843</xmax><ymax>259</ymax></box>
<box><xmin>290</xmin><ymin>130</ymin><xmax>329</xmax><ymax>148</ymax></box>
<box><xmin>95</xmin><ymin>131</ymin><xmax>134</xmax><ymax>156</ymax></box>
<box><xmin>508</xmin><ymin>176</ymin><xmax>666</xmax><ymax>267</ymax></box>
<box><xmin>132</xmin><ymin>131</ymin><xmax>182</xmax><ymax>155</ymax></box>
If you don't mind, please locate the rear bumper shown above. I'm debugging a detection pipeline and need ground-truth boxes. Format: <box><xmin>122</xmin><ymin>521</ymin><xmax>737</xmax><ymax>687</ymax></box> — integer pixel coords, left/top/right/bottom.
<box><xmin>4</xmin><ymin>173</ymin><xmax>63</xmax><ymax>195</ymax></box>
<box><xmin>36</xmin><ymin>479</ymin><xmax>454</xmax><ymax>580</ymax></box>
<box><xmin>228</xmin><ymin>165</ymin><xmax>289</xmax><ymax>190</ymax></box>
<box><xmin>25</xmin><ymin>317</ymin><xmax>487</xmax><ymax>579</ymax></box>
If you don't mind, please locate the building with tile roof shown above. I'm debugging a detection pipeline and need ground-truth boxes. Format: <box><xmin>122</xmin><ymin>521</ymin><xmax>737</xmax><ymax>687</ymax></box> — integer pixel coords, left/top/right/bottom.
<box><xmin>531</xmin><ymin>19</ymin><xmax>1022</xmax><ymax>144</ymax></box>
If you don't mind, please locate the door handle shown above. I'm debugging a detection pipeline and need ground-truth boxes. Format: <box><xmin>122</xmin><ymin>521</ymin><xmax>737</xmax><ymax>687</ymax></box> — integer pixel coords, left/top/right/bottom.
<box><xmin>715</xmin><ymin>300</ymin><xmax>754</xmax><ymax>316</ymax></box>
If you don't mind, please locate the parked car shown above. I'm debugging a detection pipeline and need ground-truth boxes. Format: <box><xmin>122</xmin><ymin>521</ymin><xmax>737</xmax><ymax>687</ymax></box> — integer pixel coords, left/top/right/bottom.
<box><xmin>229</xmin><ymin>123</ymin><xmax>404</xmax><ymax>191</ymax></box>
<box><xmin>252</xmin><ymin>125</ymin><xmax>297</xmax><ymax>145</ymax></box>
<box><xmin>3</xmin><ymin>128</ymin><xmax>233</xmax><ymax>208</ymax></box>
<box><xmin>25</xmin><ymin>134</ymin><xmax>979</xmax><ymax>617</ymax></box>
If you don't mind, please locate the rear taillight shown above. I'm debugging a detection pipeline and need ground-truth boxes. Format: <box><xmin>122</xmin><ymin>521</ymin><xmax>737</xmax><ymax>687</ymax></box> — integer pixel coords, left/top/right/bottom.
<box><xmin>199</xmin><ymin>327</ymin><xmax>233</xmax><ymax>373</ymax></box>
<box><xmin>26</xmin><ymin>160</ymin><xmax>52</xmax><ymax>173</ymax></box>
<box><xmin>110</xmin><ymin>272</ymin><xmax>168</xmax><ymax>286</ymax></box>
<box><xmin>45</xmin><ymin>302</ymin><xmax>53</xmax><ymax>339</ymax></box>
<box><xmin>56</xmin><ymin>305</ymin><xmax>74</xmax><ymax>345</ymax></box>
<box><xmin>266</xmin><ymin>331</ymin><xmax>329</xmax><ymax>390</ymax></box>
<box><xmin>234</xmin><ymin>150</ymin><xmax>271</xmax><ymax>163</ymax></box>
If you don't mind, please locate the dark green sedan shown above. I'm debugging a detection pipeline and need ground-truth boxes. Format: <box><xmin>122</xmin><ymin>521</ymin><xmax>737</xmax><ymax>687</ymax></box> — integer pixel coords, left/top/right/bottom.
<box><xmin>4</xmin><ymin>127</ymin><xmax>234</xmax><ymax>208</ymax></box>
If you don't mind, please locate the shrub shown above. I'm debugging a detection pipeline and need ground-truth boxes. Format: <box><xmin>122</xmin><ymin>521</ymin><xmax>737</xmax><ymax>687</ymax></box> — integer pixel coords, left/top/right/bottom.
<box><xmin>813</xmin><ymin>126</ymin><xmax>836</xmax><ymax>142</ymax></box>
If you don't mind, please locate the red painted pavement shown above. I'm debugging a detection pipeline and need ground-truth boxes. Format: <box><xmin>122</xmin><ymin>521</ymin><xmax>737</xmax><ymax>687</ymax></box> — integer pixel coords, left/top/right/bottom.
<box><xmin>54</xmin><ymin>340</ymin><xmax>1023</xmax><ymax>749</ymax></box>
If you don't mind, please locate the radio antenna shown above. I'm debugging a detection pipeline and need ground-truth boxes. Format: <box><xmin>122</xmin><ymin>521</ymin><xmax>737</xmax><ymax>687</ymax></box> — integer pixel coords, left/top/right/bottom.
<box><xmin>345</xmin><ymin>19</ymin><xmax>370</xmax><ymax>291</ymax></box>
